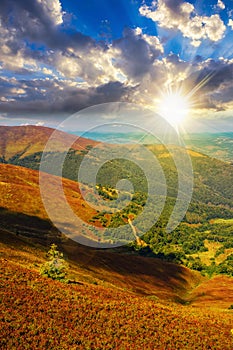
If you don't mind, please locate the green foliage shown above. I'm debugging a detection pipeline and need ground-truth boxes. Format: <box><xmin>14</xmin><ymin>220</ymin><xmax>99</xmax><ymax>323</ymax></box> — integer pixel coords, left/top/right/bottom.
<box><xmin>187</xmin><ymin>257</ymin><xmax>206</xmax><ymax>272</ymax></box>
<box><xmin>2</xmin><ymin>139</ymin><xmax>233</xmax><ymax>276</ymax></box>
<box><xmin>215</xmin><ymin>246</ymin><xmax>225</xmax><ymax>257</ymax></box>
<box><xmin>216</xmin><ymin>254</ymin><xmax>233</xmax><ymax>276</ymax></box>
<box><xmin>40</xmin><ymin>244</ymin><xmax>68</xmax><ymax>282</ymax></box>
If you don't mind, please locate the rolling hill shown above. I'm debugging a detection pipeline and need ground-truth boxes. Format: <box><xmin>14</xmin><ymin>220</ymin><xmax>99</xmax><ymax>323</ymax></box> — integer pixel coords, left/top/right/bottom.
<box><xmin>1</xmin><ymin>208</ymin><xmax>233</xmax><ymax>349</ymax></box>
<box><xmin>0</xmin><ymin>125</ymin><xmax>97</xmax><ymax>162</ymax></box>
<box><xmin>0</xmin><ymin>125</ymin><xmax>233</xmax><ymax>272</ymax></box>
<box><xmin>1</xmin><ymin>132</ymin><xmax>233</xmax><ymax>349</ymax></box>
<box><xmin>0</xmin><ymin>163</ymin><xmax>204</xmax><ymax>302</ymax></box>
<box><xmin>1</xmin><ymin>254</ymin><xmax>233</xmax><ymax>350</ymax></box>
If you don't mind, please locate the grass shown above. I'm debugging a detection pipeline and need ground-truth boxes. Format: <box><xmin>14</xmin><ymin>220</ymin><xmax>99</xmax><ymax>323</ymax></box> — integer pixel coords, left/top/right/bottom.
<box><xmin>0</xmin><ymin>228</ymin><xmax>202</xmax><ymax>301</ymax></box>
<box><xmin>0</xmin><ymin>163</ymin><xmax>99</xmax><ymax>227</ymax></box>
<box><xmin>1</xmin><ymin>256</ymin><xmax>233</xmax><ymax>350</ymax></box>
<box><xmin>0</xmin><ymin>125</ymin><xmax>98</xmax><ymax>160</ymax></box>
<box><xmin>211</xmin><ymin>218</ymin><xmax>233</xmax><ymax>224</ymax></box>
<box><xmin>1</xmin><ymin>211</ymin><xmax>233</xmax><ymax>349</ymax></box>
<box><xmin>191</xmin><ymin>240</ymin><xmax>222</xmax><ymax>266</ymax></box>
<box><xmin>1</xmin><ymin>136</ymin><xmax>233</xmax><ymax>348</ymax></box>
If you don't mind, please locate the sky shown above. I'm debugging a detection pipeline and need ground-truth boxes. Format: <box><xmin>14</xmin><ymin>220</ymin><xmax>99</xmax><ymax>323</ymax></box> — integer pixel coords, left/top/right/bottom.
<box><xmin>0</xmin><ymin>0</ymin><xmax>233</xmax><ymax>131</ymax></box>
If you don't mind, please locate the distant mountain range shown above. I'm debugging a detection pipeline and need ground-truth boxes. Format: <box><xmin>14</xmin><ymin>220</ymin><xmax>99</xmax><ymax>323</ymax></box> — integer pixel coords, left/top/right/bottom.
<box><xmin>183</xmin><ymin>132</ymin><xmax>233</xmax><ymax>162</ymax></box>
<box><xmin>71</xmin><ymin>130</ymin><xmax>233</xmax><ymax>162</ymax></box>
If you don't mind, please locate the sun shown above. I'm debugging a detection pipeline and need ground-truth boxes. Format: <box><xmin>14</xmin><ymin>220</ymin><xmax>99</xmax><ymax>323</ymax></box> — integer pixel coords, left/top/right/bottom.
<box><xmin>157</xmin><ymin>92</ymin><xmax>190</xmax><ymax>129</ymax></box>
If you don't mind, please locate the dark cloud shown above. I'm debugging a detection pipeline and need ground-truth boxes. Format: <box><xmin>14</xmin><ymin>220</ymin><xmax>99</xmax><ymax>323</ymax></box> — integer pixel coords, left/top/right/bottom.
<box><xmin>188</xmin><ymin>59</ymin><xmax>233</xmax><ymax>92</ymax></box>
<box><xmin>0</xmin><ymin>0</ymin><xmax>54</xmax><ymax>28</ymax></box>
<box><xmin>0</xmin><ymin>0</ymin><xmax>95</xmax><ymax>51</ymax></box>
<box><xmin>193</xmin><ymin>55</ymin><xmax>204</xmax><ymax>64</ymax></box>
<box><xmin>184</xmin><ymin>59</ymin><xmax>233</xmax><ymax>110</ymax></box>
<box><xmin>113</xmin><ymin>28</ymin><xmax>162</xmax><ymax>79</ymax></box>
<box><xmin>0</xmin><ymin>79</ymin><xmax>133</xmax><ymax>115</ymax></box>
<box><xmin>212</xmin><ymin>85</ymin><xmax>233</xmax><ymax>104</ymax></box>
<box><xmin>164</xmin><ymin>0</ymin><xmax>183</xmax><ymax>13</ymax></box>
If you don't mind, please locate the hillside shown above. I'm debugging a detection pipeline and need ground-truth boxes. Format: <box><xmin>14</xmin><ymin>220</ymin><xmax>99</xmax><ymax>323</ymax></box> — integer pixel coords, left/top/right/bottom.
<box><xmin>1</xmin><ymin>126</ymin><xmax>233</xmax><ymax>211</ymax></box>
<box><xmin>0</xmin><ymin>125</ymin><xmax>97</xmax><ymax>162</ymax></box>
<box><xmin>0</xmin><ymin>163</ymin><xmax>232</xmax><ymax>302</ymax></box>
<box><xmin>0</xmin><ymin>163</ymin><xmax>200</xmax><ymax>298</ymax></box>
<box><xmin>1</xmin><ymin>236</ymin><xmax>233</xmax><ymax>349</ymax></box>
<box><xmin>1</xmin><ymin>159</ymin><xmax>233</xmax><ymax>349</ymax></box>
<box><xmin>0</xmin><ymin>124</ymin><xmax>233</xmax><ymax>273</ymax></box>
<box><xmin>183</xmin><ymin>132</ymin><xmax>233</xmax><ymax>162</ymax></box>
<box><xmin>0</xmin><ymin>163</ymin><xmax>98</xmax><ymax>229</ymax></box>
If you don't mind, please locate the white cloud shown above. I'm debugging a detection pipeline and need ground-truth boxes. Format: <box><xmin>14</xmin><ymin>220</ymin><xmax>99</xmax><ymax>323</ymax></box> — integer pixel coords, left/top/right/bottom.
<box><xmin>0</xmin><ymin>18</ymin><xmax>39</xmax><ymax>72</ymax></box>
<box><xmin>139</xmin><ymin>0</ymin><xmax>226</xmax><ymax>46</ymax></box>
<box><xmin>53</xmin><ymin>52</ymin><xmax>82</xmax><ymax>78</ymax></box>
<box><xmin>228</xmin><ymin>19</ymin><xmax>233</xmax><ymax>29</ymax></box>
<box><xmin>217</xmin><ymin>0</ymin><xmax>225</xmax><ymax>10</ymax></box>
<box><xmin>51</xmin><ymin>45</ymin><xmax>128</xmax><ymax>86</ymax></box>
<box><xmin>0</xmin><ymin>46</ymin><xmax>38</xmax><ymax>72</ymax></box>
<box><xmin>203</xmin><ymin>14</ymin><xmax>226</xmax><ymax>41</ymax></box>
<box><xmin>36</xmin><ymin>121</ymin><xmax>45</xmax><ymax>126</ymax></box>
<box><xmin>139</xmin><ymin>31</ymin><xmax>164</xmax><ymax>55</ymax></box>
<box><xmin>10</xmin><ymin>88</ymin><xmax>26</xmax><ymax>95</ymax></box>
<box><xmin>42</xmin><ymin>67</ymin><xmax>54</xmax><ymax>75</ymax></box>
<box><xmin>37</xmin><ymin>0</ymin><xmax>64</xmax><ymax>26</ymax></box>
<box><xmin>0</xmin><ymin>97</ymin><xmax>8</xmax><ymax>102</ymax></box>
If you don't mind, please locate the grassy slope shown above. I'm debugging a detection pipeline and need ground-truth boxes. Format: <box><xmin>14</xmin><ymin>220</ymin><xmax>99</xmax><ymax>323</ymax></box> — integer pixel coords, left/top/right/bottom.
<box><xmin>0</xmin><ymin>163</ymin><xmax>201</xmax><ymax>298</ymax></box>
<box><xmin>1</xmin><ymin>162</ymin><xmax>233</xmax><ymax>348</ymax></box>
<box><xmin>0</xmin><ymin>163</ymin><xmax>233</xmax><ymax>303</ymax></box>
<box><xmin>0</xmin><ymin>162</ymin><xmax>233</xmax><ymax>306</ymax></box>
<box><xmin>1</xmin><ymin>125</ymin><xmax>233</xmax><ymax>216</ymax></box>
<box><xmin>0</xmin><ymin>125</ymin><xmax>98</xmax><ymax>160</ymax></box>
<box><xmin>0</xmin><ymin>163</ymin><xmax>98</xmax><ymax>224</ymax></box>
<box><xmin>1</xmin><ymin>249</ymin><xmax>233</xmax><ymax>350</ymax></box>
<box><xmin>0</xmin><ymin>220</ymin><xmax>201</xmax><ymax>302</ymax></box>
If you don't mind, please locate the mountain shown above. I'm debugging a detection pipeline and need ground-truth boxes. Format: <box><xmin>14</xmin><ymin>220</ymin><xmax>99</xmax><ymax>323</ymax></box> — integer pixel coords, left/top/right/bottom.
<box><xmin>0</xmin><ymin>125</ymin><xmax>98</xmax><ymax>162</ymax></box>
<box><xmin>0</xmin><ymin>163</ymin><xmax>100</xmax><ymax>244</ymax></box>
<box><xmin>1</xmin><ymin>126</ymin><xmax>233</xmax><ymax>212</ymax></box>
<box><xmin>0</xmin><ymin>126</ymin><xmax>233</xmax><ymax>274</ymax></box>
<box><xmin>1</xmin><ymin>199</ymin><xmax>233</xmax><ymax>349</ymax></box>
<box><xmin>0</xmin><ymin>163</ymin><xmax>233</xmax><ymax>308</ymax></box>
<box><xmin>183</xmin><ymin>132</ymin><xmax>233</xmax><ymax>162</ymax></box>
<box><xmin>0</xmin><ymin>163</ymin><xmax>202</xmax><ymax>300</ymax></box>
<box><xmin>1</xmin><ymin>134</ymin><xmax>233</xmax><ymax>349</ymax></box>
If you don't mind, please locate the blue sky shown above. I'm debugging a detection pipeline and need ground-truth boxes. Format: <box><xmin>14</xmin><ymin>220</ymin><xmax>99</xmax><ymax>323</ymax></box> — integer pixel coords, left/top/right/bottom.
<box><xmin>0</xmin><ymin>0</ymin><xmax>233</xmax><ymax>130</ymax></box>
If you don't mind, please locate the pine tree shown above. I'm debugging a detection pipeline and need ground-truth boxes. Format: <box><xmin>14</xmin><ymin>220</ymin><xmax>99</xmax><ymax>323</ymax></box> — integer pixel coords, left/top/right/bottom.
<box><xmin>40</xmin><ymin>244</ymin><xmax>68</xmax><ymax>282</ymax></box>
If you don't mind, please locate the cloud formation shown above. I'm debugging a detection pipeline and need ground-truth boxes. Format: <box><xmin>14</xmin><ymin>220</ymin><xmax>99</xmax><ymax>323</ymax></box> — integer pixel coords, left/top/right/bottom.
<box><xmin>0</xmin><ymin>0</ymin><xmax>94</xmax><ymax>57</ymax></box>
<box><xmin>217</xmin><ymin>0</ymin><xmax>225</xmax><ymax>10</ymax></box>
<box><xmin>112</xmin><ymin>27</ymin><xmax>163</xmax><ymax>80</ymax></box>
<box><xmin>139</xmin><ymin>0</ymin><xmax>226</xmax><ymax>47</ymax></box>
<box><xmin>0</xmin><ymin>0</ymin><xmax>232</xmax><ymax>124</ymax></box>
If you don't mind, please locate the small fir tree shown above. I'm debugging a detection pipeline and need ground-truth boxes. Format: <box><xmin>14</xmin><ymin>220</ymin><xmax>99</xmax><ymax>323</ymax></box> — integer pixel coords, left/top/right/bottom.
<box><xmin>40</xmin><ymin>244</ymin><xmax>68</xmax><ymax>282</ymax></box>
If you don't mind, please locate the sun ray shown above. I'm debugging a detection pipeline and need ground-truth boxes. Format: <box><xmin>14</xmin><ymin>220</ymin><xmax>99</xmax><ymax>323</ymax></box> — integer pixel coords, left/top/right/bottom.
<box><xmin>156</xmin><ymin>89</ymin><xmax>190</xmax><ymax>130</ymax></box>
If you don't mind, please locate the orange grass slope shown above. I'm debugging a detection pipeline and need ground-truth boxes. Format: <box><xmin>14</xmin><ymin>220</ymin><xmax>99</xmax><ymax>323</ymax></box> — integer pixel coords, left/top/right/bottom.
<box><xmin>0</xmin><ymin>163</ymin><xmax>98</xmax><ymax>223</ymax></box>
<box><xmin>0</xmin><ymin>216</ymin><xmax>203</xmax><ymax>304</ymax></box>
<box><xmin>0</xmin><ymin>163</ymin><xmax>203</xmax><ymax>302</ymax></box>
<box><xmin>0</xmin><ymin>163</ymin><xmax>233</xmax><ymax>309</ymax></box>
<box><xmin>0</xmin><ymin>125</ymin><xmax>98</xmax><ymax>160</ymax></box>
<box><xmin>1</xmin><ymin>257</ymin><xmax>233</xmax><ymax>350</ymax></box>
<box><xmin>189</xmin><ymin>275</ymin><xmax>233</xmax><ymax>309</ymax></box>
<box><xmin>0</xmin><ymin>224</ymin><xmax>203</xmax><ymax>302</ymax></box>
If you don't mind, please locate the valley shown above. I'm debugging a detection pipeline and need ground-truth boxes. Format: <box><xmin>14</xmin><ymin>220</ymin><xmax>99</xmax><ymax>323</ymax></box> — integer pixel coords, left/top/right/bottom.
<box><xmin>0</xmin><ymin>125</ymin><xmax>233</xmax><ymax>349</ymax></box>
